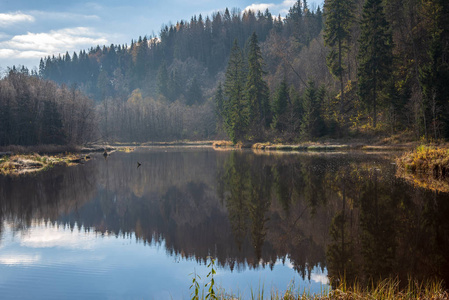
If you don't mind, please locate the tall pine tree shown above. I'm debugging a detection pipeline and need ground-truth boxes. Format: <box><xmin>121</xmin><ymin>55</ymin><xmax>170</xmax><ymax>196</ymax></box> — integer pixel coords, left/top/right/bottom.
<box><xmin>300</xmin><ymin>79</ymin><xmax>326</xmax><ymax>140</ymax></box>
<box><xmin>324</xmin><ymin>0</ymin><xmax>354</xmax><ymax>116</ymax></box>
<box><xmin>357</xmin><ymin>0</ymin><xmax>393</xmax><ymax>128</ymax></box>
<box><xmin>271</xmin><ymin>78</ymin><xmax>289</xmax><ymax>132</ymax></box>
<box><xmin>420</xmin><ymin>0</ymin><xmax>449</xmax><ymax>139</ymax></box>
<box><xmin>245</xmin><ymin>32</ymin><xmax>270</xmax><ymax>140</ymax></box>
<box><xmin>224</xmin><ymin>39</ymin><xmax>248</xmax><ymax>143</ymax></box>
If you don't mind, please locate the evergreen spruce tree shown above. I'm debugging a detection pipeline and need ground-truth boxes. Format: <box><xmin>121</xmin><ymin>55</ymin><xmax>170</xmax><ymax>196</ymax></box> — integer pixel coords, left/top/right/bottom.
<box><xmin>300</xmin><ymin>80</ymin><xmax>326</xmax><ymax>140</ymax></box>
<box><xmin>224</xmin><ymin>39</ymin><xmax>248</xmax><ymax>143</ymax></box>
<box><xmin>245</xmin><ymin>32</ymin><xmax>270</xmax><ymax>140</ymax></box>
<box><xmin>215</xmin><ymin>82</ymin><xmax>224</xmax><ymax>117</ymax></box>
<box><xmin>323</xmin><ymin>0</ymin><xmax>354</xmax><ymax>114</ymax></box>
<box><xmin>420</xmin><ymin>0</ymin><xmax>449</xmax><ymax>139</ymax></box>
<box><xmin>357</xmin><ymin>0</ymin><xmax>393</xmax><ymax>128</ymax></box>
<box><xmin>271</xmin><ymin>78</ymin><xmax>289</xmax><ymax>131</ymax></box>
<box><xmin>38</xmin><ymin>58</ymin><xmax>45</xmax><ymax>77</ymax></box>
<box><xmin>286</xmin><ymin>0</ymin><xmax>303</xmax><ymax>43</ymax></box>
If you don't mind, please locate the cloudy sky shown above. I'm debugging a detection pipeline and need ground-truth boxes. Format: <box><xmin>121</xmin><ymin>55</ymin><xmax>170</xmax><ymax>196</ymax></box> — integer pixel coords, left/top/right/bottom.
<box><xmin>0</xmin><ymin>0</ymin><xmax>323</xmax><ymax>72</ymax></box>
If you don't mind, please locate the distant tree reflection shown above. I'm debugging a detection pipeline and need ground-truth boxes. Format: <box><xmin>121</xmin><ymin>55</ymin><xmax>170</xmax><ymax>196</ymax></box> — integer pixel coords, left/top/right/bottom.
<box><xmin>1</xmin><ymin>150</ymin><xmax>449</xmax><ymax>286</ymax></box>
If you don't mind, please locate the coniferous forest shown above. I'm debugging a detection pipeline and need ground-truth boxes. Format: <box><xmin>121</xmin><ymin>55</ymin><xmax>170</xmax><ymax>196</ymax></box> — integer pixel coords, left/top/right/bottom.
<box><xmin>1</xmin><ymin>0</ymin><xmax>448</xmax><ymax>146</ymax></box>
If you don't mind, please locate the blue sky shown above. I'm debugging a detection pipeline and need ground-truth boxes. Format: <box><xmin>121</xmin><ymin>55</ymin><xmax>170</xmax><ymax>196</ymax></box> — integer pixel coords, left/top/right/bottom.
<box><xmin>0</xmin><ymin>0</ymin><xmax>323</xmax><ymax>72</ymax></box>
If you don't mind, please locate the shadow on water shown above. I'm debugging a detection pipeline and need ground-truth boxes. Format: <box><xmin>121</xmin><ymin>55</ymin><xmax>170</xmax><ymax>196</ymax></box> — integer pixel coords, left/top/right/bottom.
<box><xmin>1</xmin><ymin>148</ymin><xmax>449</xmax><ymax>288</ymax></box>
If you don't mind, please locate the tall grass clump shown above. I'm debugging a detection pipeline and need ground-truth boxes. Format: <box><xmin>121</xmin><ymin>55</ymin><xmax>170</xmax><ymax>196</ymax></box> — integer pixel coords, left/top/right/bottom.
<box><xmin>397</xmin><ymin>145</ymin><xmax>449</xmax><ymax>178</ymax></box>
<box><xmin>328</xmin><ymin>277</ymin><xmax>448</xmax><ymax>300</ymax></box>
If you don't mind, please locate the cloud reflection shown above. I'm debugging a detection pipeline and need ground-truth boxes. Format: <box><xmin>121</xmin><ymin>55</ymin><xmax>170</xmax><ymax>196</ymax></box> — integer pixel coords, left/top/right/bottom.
<box><xmin>0</xmin><ymin>254</ymin><xmax>40</xmax><ymax>266</ymax></box>
<box><xmin>311</xmin><ymin>273</ymin><xmax>329</xmax><ymax>285</ymax></box>
<box><xmin>20</xmin><ymin>224</ymin><xmax>96</xmax><ymax>250</ymax></box>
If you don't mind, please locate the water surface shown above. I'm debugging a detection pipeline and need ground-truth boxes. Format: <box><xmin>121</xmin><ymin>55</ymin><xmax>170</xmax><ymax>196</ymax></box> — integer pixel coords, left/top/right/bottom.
<box><xmin>1</xmin><ymin>148</ymin><xmax>448</xmax><ymax>299</ymax></box>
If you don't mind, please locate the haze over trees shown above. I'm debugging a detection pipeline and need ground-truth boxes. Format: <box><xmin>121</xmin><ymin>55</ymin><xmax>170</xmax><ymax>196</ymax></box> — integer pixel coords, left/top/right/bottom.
<box><xmin>1</xmin><ymin>0</ymin><xmax>448</xmax><ymax>146</ymax></box>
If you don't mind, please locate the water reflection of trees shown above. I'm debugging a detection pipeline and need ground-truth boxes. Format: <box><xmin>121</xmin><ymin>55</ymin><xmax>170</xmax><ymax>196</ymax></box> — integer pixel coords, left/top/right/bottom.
<box><xmin>0</xmin><ymin>163</ymin><xmax>98</xmax><ymax>232</ymax></box>
<box><xmin>219</xmin><ymin>152</ymin><xmax>332</xmax><ymax>278</ymax></box>
<box><xmin>324</xmin><ymin>161</ymin><xmax>449</xmax><ymax>289</ymax></box>
<box><xmin>1</xmin><ymin>150</ymin><xmax>449</xmax><ymax>286</ymax></box>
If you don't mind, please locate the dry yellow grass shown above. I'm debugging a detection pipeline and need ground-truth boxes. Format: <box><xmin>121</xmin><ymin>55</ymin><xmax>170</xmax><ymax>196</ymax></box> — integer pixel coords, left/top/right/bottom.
<box><xmin>215</xmin><ymin>278</ymin><xmax>449</xmax><ymax>300</ymax></box>
<box><xmin>396</xmin><ymin>145</ymin><xmax>449</xmax><ymax>193</ymax></box>
<box><xmin>213</xmin><ymin>140</ymin><xmax>235</xmax><ymax>147</ymax></box>
<box><xmin>396</xmin><ymin>145</ymin><xmax>449</xmax><ymax>177</ymax></box>
<box><xmin>0</xmin><ymin>153</ymin><xmax>90</xmax><ymax>175</ymax></box>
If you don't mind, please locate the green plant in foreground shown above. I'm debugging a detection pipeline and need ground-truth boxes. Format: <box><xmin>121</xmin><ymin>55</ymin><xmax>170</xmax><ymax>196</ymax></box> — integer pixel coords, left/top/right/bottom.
<box><xmin>205</xmin><ymin>257</ymin><xmax>218</xmax><ymax>300</ymax></box>
<box><xmin>189</xmin><ymin>269</ymin><xmax>202</xmax><ymax>300</ymax></box>
<box><xmin>189</xmin><ymin>257</ymin><xmax>219</xmax><ymax>300</ymax></box>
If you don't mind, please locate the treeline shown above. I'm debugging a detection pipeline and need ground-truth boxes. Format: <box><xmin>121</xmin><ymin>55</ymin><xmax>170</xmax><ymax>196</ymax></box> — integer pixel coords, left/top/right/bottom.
<box><xmin>0</xmin><ymin>67</ymin><xmax>96</xmax><ymax>146</ymax></box>
<box><xmin>31</xmin><ymin>0</ymin><xmax>449</xmax><ymax>144</ymax></box>
<box><xmin>34</xmin><ymin>2</ymin><xmax>324</xmax><ymax>143</ymax></box>
<box><xmin>38</xmin><ymin>2</ymin><xmax>322</xmax><ymax>102</ymax></box>
<box><xmin>217</xmin><ymin>0</ymin><xmax>449</xmax><ymax>143</ymax></box>
<box><xmin>217</xmin><ymin>32</ymin><xmax>328</xmax><ymax>143</ymax></box>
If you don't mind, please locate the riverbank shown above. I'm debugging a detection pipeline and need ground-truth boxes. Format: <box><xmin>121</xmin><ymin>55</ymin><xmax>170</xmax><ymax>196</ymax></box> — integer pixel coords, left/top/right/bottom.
<box><xmin>0</xmin><ymin>153</ymin><xmax>91</xmax><ymax>175</ymax></box>
<box><xmin>1</xmin><ymin>140</ymin><xmax>445</xmax><ymax>176</ymax></box>
<box><xmin>200</xmin><ymin>277</ymin><xmax>449</xmax><ymax>299</ymax></box>
<box><xmin>396</xmin><ymin>145</ymin><xmax>449</xmax><ymax>193</ymax></box>
<box><xmin>396</xmin><ymin>145</ymin><xmax>449</xmax><ymax>176</ymax></box>
<box><xmin>212</xmin><ymin>140</ymin><xmax>414</xmax><ymax>152</ymax></box>
<box><xmin>0</xmin><ymin>144</ymin><xmax>123</xmax><ymax>176</ymax></box>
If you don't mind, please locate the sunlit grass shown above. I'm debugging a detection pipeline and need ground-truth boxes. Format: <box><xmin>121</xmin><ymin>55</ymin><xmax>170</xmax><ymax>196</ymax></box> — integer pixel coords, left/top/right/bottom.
<box><xmin>0</xmin><ymin>153</ymin><xmax>90</xmax><ymax>175</ymax></box>
<box><xmin>213</xmin><ymin>140</ymin><xmax>235</xmax><ymax>147</ymax></box>
<box><xmin>189</xmin><ymin>277</ymin><xmax>448</xmax><ymax>299</ymax></box>
<box><xmin>189</xmin><ymin>261</ymin><xmax>447</xmax><ymax>300</ymax></box>
<box><xmin>117</xmin><ymin>147</ymin><xmax>136</xmax><ymax>153</ymax></box>
<box><xmin>397</xmin><ymin>145</ymin><xmax>449</xmax><ymax>177</ymax></box>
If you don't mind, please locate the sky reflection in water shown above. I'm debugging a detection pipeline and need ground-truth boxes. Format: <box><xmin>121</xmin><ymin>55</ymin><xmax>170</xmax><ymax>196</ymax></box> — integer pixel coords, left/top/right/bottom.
<box><xmin>0</xmin><ymin>221</ymin><xmax>328</xmax><ymax>300</ymax></box>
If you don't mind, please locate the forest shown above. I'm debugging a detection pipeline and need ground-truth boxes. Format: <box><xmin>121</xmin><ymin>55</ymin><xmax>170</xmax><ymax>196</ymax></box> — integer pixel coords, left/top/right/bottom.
<box><xmin>0</xmin><ymin>0</ymin><xmax>448</xmax><ymax>146</ymax></box>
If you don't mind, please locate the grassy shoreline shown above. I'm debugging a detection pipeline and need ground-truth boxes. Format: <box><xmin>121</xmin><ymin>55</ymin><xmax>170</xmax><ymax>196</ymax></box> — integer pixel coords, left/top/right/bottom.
<box><xmin>212</xmin><ymin>140</ymin><xmax>413</xmax><ymax>152</ymax></box>
<box><xmin>396</xmin><ymin>145</ymin><xmax>449</xmax><ymax>193</ymax></box>
<box><xmin>396</xmin><ymin>145</ymin><xmax>449</xmax><ymax>177</ymax></box>
<box><xmin>0</xmin><ymin>144</ymin><xmax>120</xmax><ymax>176</ymax></box>
<box><xmin>2</xmin><ymin>141</ymin><xmax>446</xmax><ymax>176</ymax></box>
<box><xmin>0</xmin><ymin>153</ymin><xmax>91</xmax><ymax>175</ymax></box>
<box><xmin>192</xmin><ymin>277</ymin><xmax>448</xmax><ymax>299</ymax></box>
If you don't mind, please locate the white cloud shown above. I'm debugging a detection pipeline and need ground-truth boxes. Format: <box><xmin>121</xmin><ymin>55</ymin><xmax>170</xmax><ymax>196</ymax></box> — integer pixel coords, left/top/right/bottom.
<box><xmin>0</xmin><ymin>12</ymin><xmax>35</xmax><ymax>27</ymax></box>
<box><xmin>244</xmin><ymin>0</ymin><xmax>319</xmax><ymax>16</ymax></box>
<box><xmin>0</xmin><ymin>49</ymin><xmax>16</xmax><ymax>58</ymax></box>
<box><xmin>245</xmin><ymin>3</ymin><xmax>276</xmax><ymax>13</ymax></box>
<box><xmin>0</xmin><ymin>27</ymin><xmax>108</xmax><ymax>61</ymax></box>
<box><xmin>0</xmin><ymin>254</ymin><xmax>40</xmax><ymax>266</ymax></box>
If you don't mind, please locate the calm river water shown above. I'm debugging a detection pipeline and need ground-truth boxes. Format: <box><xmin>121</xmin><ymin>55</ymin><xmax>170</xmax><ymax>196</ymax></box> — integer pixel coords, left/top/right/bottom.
<box><xmin>0</xmin><ymin>148</ymin><xmax>448</xmax><ymax>299</ymax></box>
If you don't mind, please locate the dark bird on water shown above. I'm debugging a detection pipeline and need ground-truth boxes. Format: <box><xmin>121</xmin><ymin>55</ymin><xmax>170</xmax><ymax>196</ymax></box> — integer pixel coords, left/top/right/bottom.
<box><xmin>137</xmin><ymin>162</ymin><xmax>142</xmax><ymax>168</ymax></box>
<box><xmin>103</xmin><ymin>150</ymin><xmax>108</xmax><ymax>157</ymax></box>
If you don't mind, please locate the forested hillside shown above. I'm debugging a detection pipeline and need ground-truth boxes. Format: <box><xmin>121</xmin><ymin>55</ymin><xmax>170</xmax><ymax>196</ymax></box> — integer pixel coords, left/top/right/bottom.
<box><xmin>3</xmin><ymin>0</ymin><xmax>448</xmax><ymax>145</ymax></box>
